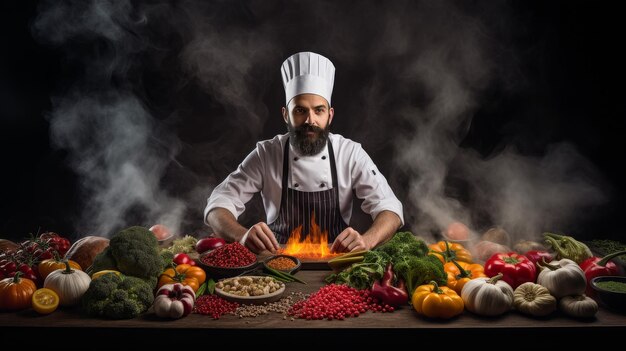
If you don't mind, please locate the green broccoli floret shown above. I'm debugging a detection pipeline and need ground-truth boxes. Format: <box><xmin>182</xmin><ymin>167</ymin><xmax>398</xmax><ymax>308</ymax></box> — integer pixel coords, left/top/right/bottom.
<box><xmin>375</xmin><ymin>231</ymin><xmax>429</xmax><ymax>258</ymax></box>
<box><xmin>89</xmin><ymin>226</ymin><xmax>165</xmax><ymax>288</ymax></box>
<box><xmin>394</xmin><ymin>254</ymin><xmax>447</xmax><ymax>296</ymax></box>
<box><xmin>82</xmin><ymin>273</ymin><xmax>154</xmax><ymax>319</ymax></box>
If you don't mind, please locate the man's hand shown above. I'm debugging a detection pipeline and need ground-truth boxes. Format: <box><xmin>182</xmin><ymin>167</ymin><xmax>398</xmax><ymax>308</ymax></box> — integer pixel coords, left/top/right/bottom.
<box><xmin>330</xmin><ymin>227</ymin><xmax>369</xmax><ymax>253</ymax></box>
<box><xmin>243</xmin><ymin>222</ymin><xmax>280</xmax><ymax>254</ymax></box>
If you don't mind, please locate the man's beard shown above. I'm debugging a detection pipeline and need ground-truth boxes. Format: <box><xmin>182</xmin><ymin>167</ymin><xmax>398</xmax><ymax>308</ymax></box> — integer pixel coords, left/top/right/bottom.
<box><xmin>287</xmin><ymin>122</ymin><xmax>330</xmax><ymax>156</ymax></box>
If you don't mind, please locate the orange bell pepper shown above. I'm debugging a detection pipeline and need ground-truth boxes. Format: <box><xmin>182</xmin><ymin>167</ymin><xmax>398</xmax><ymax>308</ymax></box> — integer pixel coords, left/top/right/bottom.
<box><xmin>429</xmin><ymin>240</ymin><xmax>473</xmax><ymax>264</ymax></box>
<box><xmin>158</xmin><ymin>264</ymin><xmax>206</xmax><ymax>292</ymax></box>
<box><xmin>411</xmin><ymin>281</ymin><xmax>464</xmax><ymax>319</ymax></box>
<box><xmin>444</xmin><ymin>260</ymin><xmax>486</xmax><ymax>294</ymax></box>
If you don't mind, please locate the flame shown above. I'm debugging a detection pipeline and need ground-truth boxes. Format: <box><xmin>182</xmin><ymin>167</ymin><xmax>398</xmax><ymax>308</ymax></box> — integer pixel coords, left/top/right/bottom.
<box><xmin>280</xmin><ymin>211</ymin><xmax>340</xmax><ymax>260</ymax></box>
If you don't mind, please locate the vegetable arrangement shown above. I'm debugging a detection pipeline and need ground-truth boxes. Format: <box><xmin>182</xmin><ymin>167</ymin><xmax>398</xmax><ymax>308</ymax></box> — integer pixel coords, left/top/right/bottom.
<box><xmin>1</xmin><ymin>226</ymin><xmax>619</xmax><ymax>322</ymax></box>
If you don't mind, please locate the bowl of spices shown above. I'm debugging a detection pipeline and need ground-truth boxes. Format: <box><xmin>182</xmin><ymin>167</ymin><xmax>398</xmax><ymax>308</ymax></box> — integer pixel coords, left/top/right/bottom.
<box><xmin>215</xmin><ymin>275</ymin><xmax>286</xmax><ymax>305</ymax></box>
<box><xmin>591</xmin><ymin>276</ymin><xmax>626</xmax><ymax>313</ymax></box>
<box><xmin>263</xmin><ymin>254</ymin><xmax>301</xmax><ymax>275</ymax></box>
<box><xmin>198</xmin><ymin>242</ymin><xmax>259</xmax><ymax>279</ymax></box>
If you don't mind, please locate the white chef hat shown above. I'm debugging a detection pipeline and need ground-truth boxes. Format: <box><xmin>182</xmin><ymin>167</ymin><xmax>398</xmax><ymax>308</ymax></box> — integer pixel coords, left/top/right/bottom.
<box><xmin>281</xmin><ymin>51</ymin><xmax>335</xmax><ymax>106</ymax></box>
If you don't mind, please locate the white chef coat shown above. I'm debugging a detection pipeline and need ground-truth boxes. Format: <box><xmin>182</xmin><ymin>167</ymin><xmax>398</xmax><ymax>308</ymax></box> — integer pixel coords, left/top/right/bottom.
<box><xmin>204</xmin><ymin>133</ymin><xmax>404</xmax><ymax>227</ymax></box>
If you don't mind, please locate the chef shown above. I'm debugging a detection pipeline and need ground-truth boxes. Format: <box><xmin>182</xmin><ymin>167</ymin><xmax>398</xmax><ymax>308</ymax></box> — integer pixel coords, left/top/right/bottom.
<box><xmin>205</xmin><ymin>51</ymin><xmax>404</xmax><ymax>253</ymax></box>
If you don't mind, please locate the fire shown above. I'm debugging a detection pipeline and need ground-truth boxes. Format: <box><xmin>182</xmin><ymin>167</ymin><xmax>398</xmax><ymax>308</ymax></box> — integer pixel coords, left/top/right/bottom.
<box><xmin>280</xmin><ymin>211</ymin><xmax>340</xmax><ymax>260</ymax></box>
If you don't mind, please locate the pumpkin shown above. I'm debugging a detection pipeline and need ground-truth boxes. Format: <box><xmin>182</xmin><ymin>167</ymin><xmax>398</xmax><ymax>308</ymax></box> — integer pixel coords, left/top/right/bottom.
<box><xmin>429</xmin><ymin>241</ymin><xmax>473</xmax><ymax>264</ymax></box>
<box><xmin>63</xmin><ymin>235</ymin><xmax>110</xmax><ymax>271</ymax></box>
<box><xmin>461</xmin><ymin>273</ymin><xmax>514</xmax><ymax>316</ymax></box>
<box><xmin>559</xmin><ymin>295</ymin><xmax>598</xmax><ymax>318</ymax></box>
<box><xmin>38</xmin><ymin>258</ymin><xmax>82</xmax><ymax>280</ymax></box>
<box><xmin>44</xmin><ymin>261</ymin><xmax>91</xmax><ymax>306</ymax></box>
<box><xmin>0</xmin><ymin>274</ymin><xmax>37</xmax><ymax>311</ymax></box>
<box><xmin>411</xmin><ymin>281</ymin><xmax>464</xmax><ymax>319</ymax></box>
<box><xmin>536</xmin><ymin>258</ymin><xmax>587</xmax><ymax>298</ymax></box>
<box><xmin>513</xmin><ymin>282</ymin><xmax>557</xmax><ymax>317</ymax></box>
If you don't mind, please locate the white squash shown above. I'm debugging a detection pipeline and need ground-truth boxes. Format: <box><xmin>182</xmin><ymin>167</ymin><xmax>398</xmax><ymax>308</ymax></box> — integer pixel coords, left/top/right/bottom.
<box><xmin>461</xmin><ymin>273</ymin><xmax>514</xmax><ymax>316</ymax></box>
<box><xmin>513</xmin><ymin>282</ymin><xmax>556</xmax><ymax>316</ymax></box>
<box><xmin>559</xmin><ymin>295</ymin><xmax>598</xmax><ymax>318</ymax></box>
<box><xmin>44</xmin><ymin>261</ymin><xmax>92</xmax><ymax>306</ymax></box>
<box><xmin>536</xmin><ymin>258</ymin><xmax>586</xmax><ymax>298</ymax></box>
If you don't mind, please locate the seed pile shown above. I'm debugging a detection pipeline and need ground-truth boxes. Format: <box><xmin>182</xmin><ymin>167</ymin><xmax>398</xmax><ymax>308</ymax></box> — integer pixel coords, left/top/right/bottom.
<box><xmin>201</xmin><ymin>242</ymin><xmax>256</xmax><ymax>267</ymax></box>
<box><xmin>193</xmin><ymin>294</ymin><xmax>239</xmax><ymax>319</ymax></box>
<box><xmin>234</xmin><ymin>291</ymin><xmax>307</xmax><ymax>318</ymax></box>
<box><xmin>288</xmin><ymin>284</ymin><xmax>395</xmax><ymax>320</ymax></box>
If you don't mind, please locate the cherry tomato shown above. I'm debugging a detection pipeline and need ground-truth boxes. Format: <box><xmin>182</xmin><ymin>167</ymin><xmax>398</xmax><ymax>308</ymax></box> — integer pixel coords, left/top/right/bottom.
<box><xmin>173</xmin><ymin>253</ymin><xmax>195</xmax><ymax>266</ymax></box>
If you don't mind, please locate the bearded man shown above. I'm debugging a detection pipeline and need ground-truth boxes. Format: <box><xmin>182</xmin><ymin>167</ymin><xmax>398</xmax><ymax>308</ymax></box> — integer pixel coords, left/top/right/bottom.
<box><xmin>205</xmin><ymin>52</ymin><xmax>404</xmax><ymax>253</ymax></box>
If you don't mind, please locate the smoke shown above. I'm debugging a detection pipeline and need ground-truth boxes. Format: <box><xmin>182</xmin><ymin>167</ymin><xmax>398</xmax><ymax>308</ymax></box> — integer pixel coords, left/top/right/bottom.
<box><xmin>29</xmin><ymin>0</ymin><xmax>609</xmax><ymax>243</ymax></box>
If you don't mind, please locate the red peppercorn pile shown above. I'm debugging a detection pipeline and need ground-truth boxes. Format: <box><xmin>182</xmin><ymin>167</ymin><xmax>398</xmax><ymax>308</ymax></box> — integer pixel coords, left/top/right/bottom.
<box><xmin>200</xmin><ymin>242</ymin><xmax>256</xmax><ymax>267</ymax></box>
<box><xmin>193</xmin><ymin>295</ymin><xmax>239</xmax><ymax>319</ymax></box>
<box><xmin>288</xmin><ymin>284</ymin><xmax>394</xmax><ymax>320</ymax></box>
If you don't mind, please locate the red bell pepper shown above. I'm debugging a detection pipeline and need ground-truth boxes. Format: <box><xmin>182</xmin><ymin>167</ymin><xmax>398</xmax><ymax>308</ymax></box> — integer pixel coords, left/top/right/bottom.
<box><xmin>370</xmin><ymin>263</ymin><xmax>408</xmax><ymax>307</ymax></box>
<box><xmin>484</xmin><ymin>252</ymin><xmax>536</xmax><ymax>289</ymax></box>
<box><xmin>579</xmin><ymin>250</ymin><xmax>626</xmax><ymax>296</ymax></box>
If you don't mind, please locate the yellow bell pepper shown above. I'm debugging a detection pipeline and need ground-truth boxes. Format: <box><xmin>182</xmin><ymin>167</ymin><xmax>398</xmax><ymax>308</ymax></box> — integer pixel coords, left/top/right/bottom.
<box><xmin>444</xmin><ymin>260</ymin><xmax>487</xmax><ymax>295</ymax></box>
<box><xmin>429</xmin><ymin>240</ymin><xmax>473</xmax><ymax>264</ymax></box>
<box><xmin>412</xmin><ymin>281</ymin><xmax>465</xmax><ymax>319</ymax></box>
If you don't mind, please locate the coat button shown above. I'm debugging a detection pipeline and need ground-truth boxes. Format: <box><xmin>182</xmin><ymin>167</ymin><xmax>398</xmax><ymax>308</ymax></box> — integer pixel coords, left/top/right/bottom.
<box><xmin>322</xmin><ymin>155</ymin><xmax>327</xmax><ymax>160</ymax></box>
<box><xmin>294</xmin><ymin>183</ymin><xmax>299</xmax><ymax>188</ymax></box>
<box><xmin>320</xmin><ymin>183</ymin><xmax>326</xmax><ymax>188</ymax></box>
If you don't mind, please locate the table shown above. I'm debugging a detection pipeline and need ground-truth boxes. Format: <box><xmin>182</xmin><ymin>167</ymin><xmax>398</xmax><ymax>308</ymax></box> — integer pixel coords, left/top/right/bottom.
<box><xmin>1</xmin><ymin>270</ymin><xmax>625</xmax><ymax>347</ymax></box>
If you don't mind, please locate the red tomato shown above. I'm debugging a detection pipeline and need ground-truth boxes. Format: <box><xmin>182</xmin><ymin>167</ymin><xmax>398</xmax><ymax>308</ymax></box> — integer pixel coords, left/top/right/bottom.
<box><xmin>149</xmin><ymin>224</ymin><xmax>171</xmax><ymax>240</ymax></box>
<box><xmin>173</xmin><ymin>253</ymin><xmax>195</xmax><ymax>266</ymax></box>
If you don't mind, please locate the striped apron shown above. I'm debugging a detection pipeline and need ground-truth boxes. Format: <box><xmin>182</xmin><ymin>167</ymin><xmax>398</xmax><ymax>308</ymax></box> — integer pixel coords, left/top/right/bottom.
<box><xmin>269</xmin><ymin>138</ymin><xmax>349</xmax><ymax>244</ymax></box>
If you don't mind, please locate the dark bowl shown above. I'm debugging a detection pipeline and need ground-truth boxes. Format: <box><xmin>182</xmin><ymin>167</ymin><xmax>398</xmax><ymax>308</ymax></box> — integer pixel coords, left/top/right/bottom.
<box><xmin>197</xmin><ymin>254</ymin><xmax>260</xmax><ymax>279</ymax></box>
<box><xmin>591</xmin><ymin>276</ymin><xmax>626</xmax><ymax>313</ymax></box>
<box><xmin>263</xmin><ymin>254</ymin><xmax>302</xmax><ymax>275</ymax></box>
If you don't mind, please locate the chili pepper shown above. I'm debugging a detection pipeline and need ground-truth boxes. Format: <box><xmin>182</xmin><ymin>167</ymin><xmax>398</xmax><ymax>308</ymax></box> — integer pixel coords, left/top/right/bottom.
<box><xmin>370</xmin><ymin>263</ymin><xmax>408</xmax><ymax>307</ymax></box>
<box><xmin>579</xmin><ymin>250</ymin><xmax>626</xmax><ymax>296</ymax></box>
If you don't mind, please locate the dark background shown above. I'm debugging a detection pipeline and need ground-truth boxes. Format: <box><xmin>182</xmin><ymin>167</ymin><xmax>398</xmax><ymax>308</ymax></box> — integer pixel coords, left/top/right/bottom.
<box><xmin>1</xmin><ymin>0</ymin><xmax>625</xmax><ymax>243</ymax></box>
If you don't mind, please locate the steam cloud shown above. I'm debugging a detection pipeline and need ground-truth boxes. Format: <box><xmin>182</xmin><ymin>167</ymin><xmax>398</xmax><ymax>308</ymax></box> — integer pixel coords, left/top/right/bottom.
<box><xmin>30</xmin><ymin>0</ymin><xmax>608</xmax><ymax>243</ymax></box>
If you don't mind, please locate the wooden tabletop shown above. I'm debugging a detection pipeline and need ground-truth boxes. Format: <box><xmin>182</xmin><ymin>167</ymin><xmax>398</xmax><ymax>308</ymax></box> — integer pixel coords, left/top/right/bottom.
<box><xmin>1</xmin><ymin>270</ymin><xmax>625</xmax><ymax>346</ymax></box>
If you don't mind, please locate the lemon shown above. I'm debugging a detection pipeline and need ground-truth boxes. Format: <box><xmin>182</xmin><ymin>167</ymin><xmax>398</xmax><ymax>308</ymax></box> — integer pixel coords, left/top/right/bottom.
<box><xmin>32</xmin><ymin>288</ymin><xmax>59</xmax><ymax>315</ymax></box>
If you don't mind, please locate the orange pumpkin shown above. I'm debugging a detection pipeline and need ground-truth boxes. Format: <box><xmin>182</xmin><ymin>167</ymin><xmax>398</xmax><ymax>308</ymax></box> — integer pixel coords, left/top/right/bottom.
<box><xmin>158</xmin><ymin>264</ymin><xmax>206</xmax><ymax>292</ymax></box>
<box><xmin>429</xmin><ymin>241</ymin><xmax>473</xmax><ymax>264</ymax></box>
<box><xmin>0</xmin><ymin>274</ymin><xmax>37</xmax><ymax>311</ymax></box>
<box><xmin>38</xmin><ymin>258</ymin><xmax>82</xmax><ymax>280</ymax></box>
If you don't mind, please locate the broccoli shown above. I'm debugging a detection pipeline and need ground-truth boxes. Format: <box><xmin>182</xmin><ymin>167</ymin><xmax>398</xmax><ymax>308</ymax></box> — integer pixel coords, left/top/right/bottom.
<box><xmin>89</xmin><ymin>226</ymin><xmax>166</xmax><ymax>288</ymax></box>
<box><xmin>82</xmin><ymin>273</ymin><xmax>154</xmax><ymax>319</ymax></box>
<box><xmin>394</xmin><ymin>254</ymin><xmax>447</xmax><ymax>296</ymax></box>
<box><xmin>375</xmin><ymin>231</ymin><xmax>429</xmax><ymax>258</ymax></box>
<box><xmin>324</xmin><ymin>251</ymin><xmax>391</xmax><ymax>289</ymax></box>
